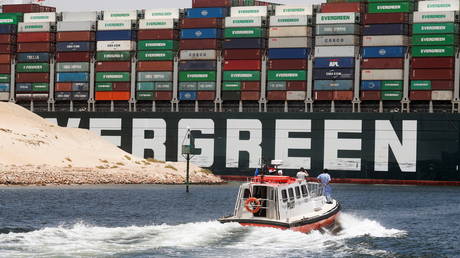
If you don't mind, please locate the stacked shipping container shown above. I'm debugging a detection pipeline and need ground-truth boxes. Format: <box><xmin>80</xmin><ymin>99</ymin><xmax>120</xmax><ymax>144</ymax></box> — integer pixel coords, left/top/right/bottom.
<box><xmin>0</xmin><ymin>12</ymin><xmax>21</xmax><ymax>101</ymax></box>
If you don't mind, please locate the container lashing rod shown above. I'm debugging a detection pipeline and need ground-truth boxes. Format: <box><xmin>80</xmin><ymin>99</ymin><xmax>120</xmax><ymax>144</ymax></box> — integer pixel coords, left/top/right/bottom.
<box><xmin>129</xmin><ymin>55</ymin><xmax>137</xmax><ymax>112</ymax></box>
<box><xmin>171</xmin><ymin>56</ymin><xmax>180</xmax><ymax>112</ymax></box>
<box><xmin>352</xmin><ymin>54</ymin><xmax>361</xmax><ymax>113</ymax></box>
<box><xmin>401</xmin><ymin>49</ymin><xmax>411</xmax><ymax>113</ymax></box>
<box><xmin>214</xmin><ymin>55</ymin><xmax>223</xmax><ymax>112</ymax></box>
<box><xmin>259</xmin><ymin>55</ymin><xmax>268</xmax><ymax>112</ymax></box>
<box><xmin>305</xmin><ymin>54</ymin><xmax>313</xmax><ymax>112</ymax></box>
<box><xmin>48</xmin><ymin>56</ymin><xmax>55</xmax><ymax>112</ymax></box>
<box><xmin>452</xmin><ymin>49</ymin><xmax>460</xmax><ymax>113</ymax></box>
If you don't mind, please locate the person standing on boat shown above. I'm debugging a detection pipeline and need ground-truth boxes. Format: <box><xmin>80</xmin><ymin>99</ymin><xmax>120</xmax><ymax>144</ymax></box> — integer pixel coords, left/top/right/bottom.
<box><xmin>296</xmin><ymin>167</ymin><xmax>309</xmax><ymax>181</ymax></box>
<box><xmin>317</xmin><ymin>169</ymin><xmax>332</xmax><ymax>204</ymax></box>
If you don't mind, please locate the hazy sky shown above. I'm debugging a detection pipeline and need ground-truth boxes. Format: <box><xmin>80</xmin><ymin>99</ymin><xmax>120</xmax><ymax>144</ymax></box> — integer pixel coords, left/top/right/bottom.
<box><xmin>45</xmin><ymin>0</ymin><xmax>325</xmax><ymax>12</ymax></box>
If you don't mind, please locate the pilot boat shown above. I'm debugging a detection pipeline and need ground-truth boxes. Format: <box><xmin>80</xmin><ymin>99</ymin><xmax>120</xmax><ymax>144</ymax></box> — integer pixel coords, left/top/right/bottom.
<box><xmin>218</xmin><ymin>173</ymin><xmax>341</xmax><ymax>234</ymax></box>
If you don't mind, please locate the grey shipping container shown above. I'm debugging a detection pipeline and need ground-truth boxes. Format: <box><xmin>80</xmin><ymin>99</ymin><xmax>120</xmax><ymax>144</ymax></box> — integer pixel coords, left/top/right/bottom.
<box><xmin>314</xmin><ymin>80</ymin><xmax>353</xmax><ymax>90</ymax></box>
<box><xmin>155</xmin><ymin>82</ymin><xmax>173</xmax><ymax>91</ymax></box>
<box><xmin>18</xmin><ymin>22</ymin><xmax>54</xmax><ymax>32</ymax></box>
<box><xmin>138</xmin><ymin>72</ymin><xmax>173</xmax><ymax>82</ymax></box>
<box><xmin>362</xmin><ymin>35</ymin><xmax>409</xmax><ymax>46</ymax></box>
<box><xmin>198</xmin><ymin>82</ymin><xmax>216</xmax><ymax>90</ymax></box>
<box><xmin>315</xmin><ymin>46</ymin><xmax>359</xmax><ymax>57</ymax></box>
<box><xmin>56</xmin><ymin>62</ymin><xmax>90</xmax><ymax>72</ymax></box>
<box><xmin>179</xmin><ymin>82</ymin><xmax>197</xmax><ymax>91</ymax></box>
<box><xmin>57</xmin><ymin>21</ymin><xmax>97</xmax><ymax>32</ymax></box>
<box><xmin>180</xmin><ymin>50</ymin><xmax>217</xmax><ymax>60</ymax></box>
<box><xmin>179</xmin><ymin>60</ymin><xmax>217</xmax><ymax>71</ymax></box>
<box><xmin>269</xmin><ymin>26</ymin><xmax>313</xmax><ymax>37</ymax></box>
<box><xmin>267</xmin><ymin>81</ymin><xmax>287</xmax><ymax>91</ymax></box>
<box><xmin>315</xmin><ymin>35</ymin><xmax>360</xmax><ymax>46</ymax></box>
<box><xmin>62</xmin><ymin>11</ymin><xmax>99</xmax><ymax>22</ymax></box>
<box><xmin>316</xmin><ymin>24</ymin><xmax>360</xmax><ymax>35</ymax></box>
<box><xmin>268</xmin><ymin>37</ymin><xmax>312</xmax><ymax>48</ymax></box>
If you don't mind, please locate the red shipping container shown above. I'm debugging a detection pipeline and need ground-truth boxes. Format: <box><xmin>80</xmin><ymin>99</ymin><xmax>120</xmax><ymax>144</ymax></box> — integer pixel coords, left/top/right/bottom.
<box><xmin>137</xmin><ymin>61</ymin><xmax>173</xmax><ymax>71</ymax></box>
<box><xmin>269</xmin><ymin>59</ymin><xmax>307</xmax><ymax>70</ymax></box>
<box><xmin>138</xmin><ymin>30</ymin><xmax>179</xmax><ymax>40</ymax></box>
<box><xmin>361</xmin><ymin>58</ymin><xmax>404</xmax><ymax>69</ymax></box>
<box><xmin>56</xmin><ymin>32</ymin><xmax>95</xmax><ymax>42</ymax></box>
<box><xmin>321</xmin><ymin>2</ymin><xmax>365</xmax><ymax>13</ymax></box>
<box><xmin>56</xmin><ymin>52</ymin><xmax>92</xmax><ymax>62</ymax></box>
<box><xmin>241</xmin><ymin>91</ymin><xmax>260</xmax><ymax>101</ymax></box>
<box><xmin>17</xmin><ymin>42</ymin><xmax>54</xmax><ymax>53</ymax></box>
<box><xmin>411</xmin><ymin>69</ymin><xmax>454</xmax><ymax>80</ymax></box>
<box><xmin>242</xmin><ymin>82</ymin><xmax>261</xmax><ymax>91</ymax></box>
<box><xmin>287</xmin><ymin>81</ymin><xmax>307</xmax><ymax>91</ymax></box>
<box><xmin>314</xmin><ymin>91</ymin><xmax>334</xmax><ymax>101</ymax></box>
<box><xmin>223</xmin><ymin>60</ymin><xmax>261</xmax><ymax>71</ymax></box>
<box><xmin>192</xmin><ymin>0</ymin><xmax>232</xmax><ymax>7</ymax></box>
<box><xmin>333</xmin><ymin>91</ymin><xmax>353</xmax><ymax>101</ymax></box>
<box><xmin>361</xmin><ymin>91</ymin><xmax>381</xmax><ymax>101</ymax></box>
<box><xmin>180</xmin><ymin>39</ymin><xmax>220</xmax><ymax>50</ymax></box>
<box><xmin>16</xmin><ymin>73</ymin><xmax>50</xmax><ymax>83</ymax></box>
<box><xmin>0</xmin><ymin>44</ymin><xmax>15</xmax><ymax>54</ymax></box>
<box><xmin>17</xmin><ymin>32</ymin><xmax>55</xmax><ymax>43</ymax></box>
<box><xmin>2</xmin><ymin>4</ymin><xmax>41</xmax><ymax>13</ymax></box>
<box><xmin>411</xmin><ymin>57</ymin><xmax>454</xmax><ymax>69</ymax></box>
<box><xmin>0</xmin><ymin>64</ymin><xmax>10</xmax><ymax>74</ymax></box>
<box><xmin>267</xmin><ymin>91</ymin><xmax>287</xmax><ymax>101</ymax></box>
<box><xmin>410</xmin><ymin>91</ymin><xmax>432</xmax><ymax>101</ymax></box>
<box><xmin>0</xmin><ymin>35</ymin><xmax>16</xmax><ymax>44</ymax></box>
<box><xmin>431</xmin><ymin>80</ymin><xmax>454</xmax><ymax>90</ymax></box>
<box><xmin>197</xmin><ymin>91</ymin><xmax>216</xmax><ymax>100</ymax></box>
<box><xmin>0</xmin><ymin>54</ymin><xmax>11</xmax><ymax>64</ymax></box>
<box><xmin>223</xmin><ymin>49</ymin><xmax>262</xmax><ymax>60</ymax></box>
<box><xmin>55</xmin><ymin>83</ymin><xmax>73</xmax><ymax>92</ymax></box>
<box><xmin>96</xmin><ymin>62</ymin><xmax>131</xmax><ymax>72</ymax></box>
<box><xmin>363</xmin><ymin>13</ymin><xmax>409</xmax><ymax>24</ymax></box>
<box><xmin>181</xmin><ymin>18</ymin><xmax>223</xmax><ymax>29</ymax></box>
<box><xmin>112</xmin><ymin>82</ymin><xmax>131</xmax><ymax>91</ymax></box>
<box><xmin>155</xmin><ymin>91</ymin><xmax>173</xmax><ymax>100</ymax></box>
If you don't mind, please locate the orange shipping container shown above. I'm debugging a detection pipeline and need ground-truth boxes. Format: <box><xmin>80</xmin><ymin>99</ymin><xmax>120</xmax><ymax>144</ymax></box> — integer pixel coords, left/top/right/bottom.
<box><xmin>267</xmin><ymin>91</ymin><xmax>287</xmax><ymax>101</ymax></box>
<box><xmin>56</xmin><ymin>32</ymin><xmax>95</xmax><ymax>42</ymax></box>
<box><xmin>241</xmin><ymin>91</ymin><xmax>260</xmax><ymax>101</ymax></box>
<box><xmin>333</xmin><ymin>91</ymin><xmax>353</xmax><ymax>101</ymax></box>
<box><xmin>17</xmin><ymin>32</ymin><xmax>55</xmax><ymax>43</ymax></box>
<box><xmin>0</xmin><ymin>54</ymin><xmax>11</xmax><ymax>64</ymax></box>
<box><xmin>55</xmin><ymin>83</ymin><xmax>72</xmax><ymax>92</ymax></box>
<box><xmin>197</xmin><ymin>91</ymin><xmax>215</xmax><ymax>100</ymax></box>
<box><xmin>96</xmin><ymin>91</ymin><xmax>130</xmax><ymax>101</ymax></box>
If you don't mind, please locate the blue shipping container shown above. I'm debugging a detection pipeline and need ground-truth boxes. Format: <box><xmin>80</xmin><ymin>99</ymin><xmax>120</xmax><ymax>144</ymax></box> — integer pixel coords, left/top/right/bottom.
<box><xmin>314</xmin><ymin>80</ymin><xmax>353</xmax><ymax>90</ymax></box>
<box><xmin>313</xmin><ymin>69</ymin><xmax>355</xmax><ymax>80</ymax></box>
<box><xmin>17</xmin><ymin>53</ymin><xmax>50</xmax><ymax>62</ymax></box>
<box><xmin>314</xmin><ymin>57</ymin><xmax>355</xmax><ymax>68</ymax></box>
<box><xmin>96</xmin><ymin>30</ymin><xmax>136</xmax><ymax>41</ymax></box>
<box><xmin>363</xmin><ymin>24</ymin><xmax>408</xmax><ymax>35</ymax></box>
<box><xmin>181</xmin><ymin>29</ymin><xmax>223</xmax><ymax>39</ymax></box>
<box><xmin>362</xmin><ymin>46</ymin><xmax>407</xmax><ymax>58</ymax></box>
<box><xmin>179</xmin><ymin>91</ymin><xmax>197</xmax><ymax>101</ymax></box>
<box><xmin>179</xmin><ymin>60</ymin><xmax>216</xmax><ymax>71</ymax></box>
<box><xmin>16</xmin><ymin>83</ymin><xmax>32</xmax><ymax>92</ymax></box>
<box><xmin>0</xmin><ymin>24</ymin><xmax>17</xmax><ymax>34</ymax></box>
<box><xmin>0</xmin><ymin>83</ymin><xmax>9</xmax><ymax>92</ymax></box>
<box><xmin>185</xmin><ymin>8</ymin><xmax>228</xmax><ymax>18</ymax></box>
<box><xmin>223</xmin><ymin>38</ymin><xmax>266</xmax><ymax>49</ymax></box>
<box><xmin>268</xmin><ymin>48</ymin><xmax>309</xmax><ymax>59</ymax></box>
<box><xmin>361</xmin><ymin>80</ymin><xmax>382</xmax><ymax>91</ymax></box>
<box><xmin>56</xmin><ymin>42</ymin><xmax>95</xmax><ymax>52</ymax></box>
<box><xmin>56</xmin><ymin>73</ymin><xmax>90</xmax><ymax>83</ymax></box>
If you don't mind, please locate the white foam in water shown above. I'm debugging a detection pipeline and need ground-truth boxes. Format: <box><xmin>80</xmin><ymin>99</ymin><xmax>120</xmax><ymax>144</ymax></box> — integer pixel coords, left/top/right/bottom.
<box><xmin>0</xmin><ymin>213</ymin><xmax>406</xmax><ymax>257</ymax></box>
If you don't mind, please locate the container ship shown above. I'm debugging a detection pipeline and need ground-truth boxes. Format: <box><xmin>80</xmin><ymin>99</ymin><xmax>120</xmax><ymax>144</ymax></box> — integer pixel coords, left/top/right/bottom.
<box><xmin>1</xmin><ymin>0</ymin><xmax>460</xmax><ymax>184</ymax></box>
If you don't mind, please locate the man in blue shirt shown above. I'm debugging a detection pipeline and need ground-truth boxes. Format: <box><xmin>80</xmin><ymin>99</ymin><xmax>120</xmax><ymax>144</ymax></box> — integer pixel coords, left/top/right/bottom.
<box><xmin>317</xmin><ymin>169</ymin><xmax>332</xmax><ymax>204</ymax></box>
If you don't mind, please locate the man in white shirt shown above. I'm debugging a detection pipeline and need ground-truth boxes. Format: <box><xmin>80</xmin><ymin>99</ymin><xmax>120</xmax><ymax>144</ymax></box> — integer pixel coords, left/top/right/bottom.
<box><xmin>296</xmin><ymin>167</ymin><xmax>309</xmax><ymax>181</ymax></box>
<box><xmin>317</xmin><ymin>169</ymin><xmax>332</xmax><ymax>204</ymax></box>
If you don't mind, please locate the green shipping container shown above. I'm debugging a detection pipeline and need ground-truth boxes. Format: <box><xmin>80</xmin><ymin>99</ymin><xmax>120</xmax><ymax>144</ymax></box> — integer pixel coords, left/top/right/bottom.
<box><xmin>0</xmin><ymin>13</ymin><xmax>23</xmax><ymax>25</ymax></box>
<box><xmin>368</xmin><ymin>2</ymin><xmax>413</xmax><ymax>13</ymax></box>
<box><xmin>411</xmin><ymin>81</ymin><xmax>432</xmax><ymax>90</ymax></box>
<box><xmin>17</xmin><ymin>63</ymin><xmax>49</xmax><ymax>73</ymax></box>
<box><xmin>32</xmin><ymin>83</ymin><xmax>49</xmax><ymax>92</ymax></box>
<box><xmin>137</xmin><ymin>82</ymin><xmax>155</xmax><ymax>91</ymax></box>
<box><xmin>96</xmin><ymin>51</ymin><xmax>131</xmax><ymax>61</ymax></box>
<box><xmin>0</xmin><ymin>74</ymin><xmax>10</xmax><ymax>83</ymax></box>
<box><xmin>381</xmin><ymin>91</ymin><xmax>402</xmax><ymax>100</ymax></box>
<box><xmin>268</xmin><ymin>70</ymin><xmax>306</xmax><ymax>81</ymax></box>
<box><xmin>223</xmin><ymin>71</ymin><xmax>260</xmax><ymax>81</ymax></box>
<box><xmin>138</xmin><ymin>40</ymin><xmax>178</xmax><ymax>51</ymax></box>
<box><xmin>179</xmin><ymin>71</ymin><xmax>216</xmax><ymax>82</ymax></box>
<box><xmin>95</xmin><ymin>83</ymin><xmax>113</xmax><ymax>91</ymax></box>
<box><xmin>222</xmin><ymin>82</ymin><xmax>241</xmax><ymax>91</ymax></box>
<box><xmin>381</xmin><ymin>81</ymin><xmax>403</xmax><ymax>91</ymax></box>
<box><xmin>412</xmin><ymin>46</ymin><xmax>455</xmax><ymax>57</ymax></box>
<box><xmin>138</xmin><ymin>51</ymin><xmax>174</xmax><ymax>61</ymax></box>
<box><xmin>96</xmin><ymin>72</ymin><xmax>130</xmax><ymax>82</ymax></box>
<box><xmin>412</xmin><ymin>34</ymin><xmax>456</xmax><ymax>46</ymax></box>
<box><xmin>412</xmin><ymin>23</ymin><xmax>457</xmax><ymax>34</ymax></box>
<box><xmin>224</xmin><ymin>28</ymin><xmax>264</xmax><ymax>38</ymax></box>
<box><xmin>137</xmin><ymin>92</ymin><xmax>154</xmax><ymax>101</ymax></box>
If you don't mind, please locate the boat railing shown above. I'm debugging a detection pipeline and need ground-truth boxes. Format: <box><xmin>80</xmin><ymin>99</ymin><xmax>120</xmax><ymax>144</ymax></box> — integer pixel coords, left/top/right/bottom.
<box><xmin>307</xmin><ymin>182</ymin><xmax>323</xmax><ymax>198</ymax></box>
<box><xmin>236</xmin><ymin>197</ymin><xmax>276</xmax><ymax>218</ymax></box>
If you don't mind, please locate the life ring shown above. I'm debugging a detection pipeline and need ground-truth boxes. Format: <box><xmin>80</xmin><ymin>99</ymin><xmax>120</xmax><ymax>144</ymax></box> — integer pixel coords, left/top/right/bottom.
<box><xmin>245</xmin><ymin>197</ymin><xmax>261</xmax><ymax>213</ymax></box>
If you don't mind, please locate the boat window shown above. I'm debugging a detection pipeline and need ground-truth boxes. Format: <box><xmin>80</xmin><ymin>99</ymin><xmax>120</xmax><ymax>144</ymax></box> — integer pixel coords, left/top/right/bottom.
<box><xmin>295</xmin><ymin>186</ymin><xmax>301</xmax><ymax>199</ymax></box>
<box><xmin>281</xmin><ymin>189</ymin><xmax>288</xmax><ymax>202</ymax></box>
<box><xmin>301</xmin><ymin>184</ymin><xmax>308</xmax><ymax>197</ymax></box>
<box><xmin>288</xmin><ymin>188</ymin><xmax>294</xmax><ymax>201</ymax></box>
<box><xmin>243</xmin><ymin>188</ymin><xmax>251</xmax><ymax>198</ymax></box>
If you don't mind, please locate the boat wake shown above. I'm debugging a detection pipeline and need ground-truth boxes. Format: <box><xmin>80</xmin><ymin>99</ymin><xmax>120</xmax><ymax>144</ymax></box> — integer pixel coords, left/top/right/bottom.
<box><xmin>0</xmin><ymin>213</ymin><xmax>406</xmax><ymax>257</ymax></box>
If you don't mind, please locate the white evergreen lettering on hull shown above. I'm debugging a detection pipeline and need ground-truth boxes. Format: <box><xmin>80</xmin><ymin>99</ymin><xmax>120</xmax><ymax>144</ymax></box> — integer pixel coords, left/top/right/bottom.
<box><xmin>374</xmin><ymin>120</ymin><xmax>417</xmax><ymax>172</ymax></box>
<box><xmin>177</xmin><ymin>119</ymin><xmax>215</xmax><ymax>167</ymax></box>
<box><xmin>132</xmin><ymin>119</ymin><xmax>166</xmax><ymax>162</ymax></box>
<box><xmin>46</xmin><ymin>118</ymin><xmax>81</xmax><ymax>128</ymax></box>
<box><xmin>275</xmin><ymin>119</ymin><xmax>311</xmax><ymax>169</ymax></box>
<box><xmin>226</xmin><ymin>119</ymin><xmax>262</xmax><ymax>168</ymax></box>
<box><xmin>324</xmin><ymin>120</ymin><xmax>362</xmax><ymax>171</ymax></box>
<box><xmin>89</xmin><ymin>118</ymin><xmax>122</xmax><ymax>147</ymax></box>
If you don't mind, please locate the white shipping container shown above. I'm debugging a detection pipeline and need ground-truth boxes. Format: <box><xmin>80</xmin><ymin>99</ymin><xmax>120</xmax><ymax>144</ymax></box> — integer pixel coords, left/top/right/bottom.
<box><xmin>418</xmin><ymin>0</ymin><xmax>459</xmax><ymax>12</ymax></box>
<box><xmin>269</xmin><ymin>15</ymin><xmax>309</xmax><ymax>27</ymax></box>
<box><xmin>0</xmin><ymin>92</ymin><xmax>9</xmax><ymax>101</ymax></box>
<box><xmin>316</xmin><ymin>12</ymin><xmax>357</xmax><ymax>24</ymax></box>
<box><xmin>98</xmin><ymin>20</ymin><xmax>135</xmax><ymax>31</ymax></box>
<box><xmin>275</xmin><ymin>6</ymin><xmax>313</xmax><ymax>16</ymax></box>
<box><xmin>269</xmin><ymin>26</ymin><xmax>312</xmax><ymax>37</ymax></box>
<box><xmin>97</xmin><ymin>41</ymin><xmax>136</xmax><ymax>51</ymax></box>
<box><xmin>315</xmin><ymin>35</ymin><xmax>360</xmax><ymax>46</ymax></box>
<box><xmin>225</xmin><ymin>17</ymin><xmax>264</xmax><ymax>28</ymax></box>
<box><xmin>62</xmin><ymin>11</ymin><xmax>99</xmax><ymax>22</ymax></box>
<box><xmin>144</xmin><ymin>8</ymin><xmax>180</xmax><ymax>19</ymax></box>
<box><xmin>18</xmin><ymin>22</ymin><xmax>53</xmax><ymax>32</ymax></box>
<box><xmin>269</xmin><ymin>37</ymin><xmax>312</xmax><ymax>48</ymax></box>
<box><xmin>180</xmin><ymin>50</ymin><xmax>217</xmax><ymax>60</ymax></box>
<box><xmin>103</xmin><ymin>10</ymin><xmax>138</xmax><ymax>21</ymax></box>
<box><xmin>431</xmin><ymin>90</ymin><xmax>453</xmax><ymax>100</ymax></box>
<box><xmin>314</xmin><ymin>46</ymin><xmax>359</xmax><ymax>57</ymax></box>
<box><xmin>24</xmin><ymin>12</ymin><xmax>56</xmax><ymax>23</ymax></box>
<box><xmin>287</xmin><ymin>91</ymin><xmax>306</xmax><ymax>100</ymax></box>
<box><xmin>230</xmin><ymin>6</ymin><xmax>268</xmax><ymax>17</ymax></box>
<box><xmin>139</xmin><ymin>19</ymin><xmax>177</xmax><ymax>29</ymax></box>
<box><xmin>413</xmin><ymin>11</ymin><xmax>456</xmax><ymax>23</ymax></box>
<box><xmin>57</xmin><ymin>21</ymin><xmax>96</xmax><ymax>32</ymax></box>
<box><xmin>361</xmin><ymin>69</ymin><xmax>403</xmax><ymax>80</ymax></box>
<box><xmin>362</xmin><ymin>35</ymin><xmax>409</xmax><ymax>46</ymax></box>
